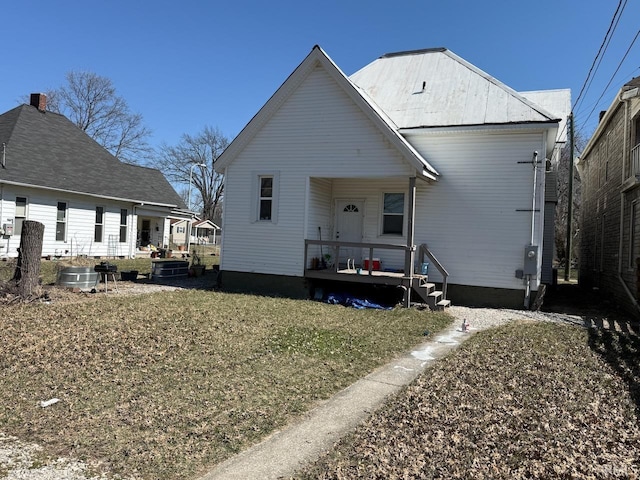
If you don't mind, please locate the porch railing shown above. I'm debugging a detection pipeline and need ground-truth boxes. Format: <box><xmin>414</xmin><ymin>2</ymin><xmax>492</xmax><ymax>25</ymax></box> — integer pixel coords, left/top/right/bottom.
<box><xmin>304</xmin><ymin>239</ymin><xmax>410</xmax><ymax>275</ymax></box>
<box><xmin>417</xmin><ymin>243</ymin><xmax>449</xmax><ymax>300</ymax></box>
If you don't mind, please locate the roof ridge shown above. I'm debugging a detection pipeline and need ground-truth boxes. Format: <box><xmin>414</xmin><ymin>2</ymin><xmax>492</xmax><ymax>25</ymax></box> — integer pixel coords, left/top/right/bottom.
<box><xmin>380</xmin><ymin>47</ymin><xmax>446</xmax><ymax>59</ymax></box>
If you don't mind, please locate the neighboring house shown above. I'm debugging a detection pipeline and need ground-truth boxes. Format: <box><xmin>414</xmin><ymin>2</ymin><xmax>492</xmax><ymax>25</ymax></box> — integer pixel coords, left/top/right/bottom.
<box><xmin>577</xmin><ymin>76</ymin><xmax>640</xmax><ymax>317</ymax></box>
<box><xmin>0</xmin><ymin>94</ymin><xmax>190</xmax><ymax>259</ymax></box>
<box><xmin>214</xmin><ymin>46</ymin><xmax>570</xmax><ymax>308</ymax></box>
<box><xmin>170</xmin><ymin>218</ymin><xmax>220</xmax><ymax>246</ymax></box>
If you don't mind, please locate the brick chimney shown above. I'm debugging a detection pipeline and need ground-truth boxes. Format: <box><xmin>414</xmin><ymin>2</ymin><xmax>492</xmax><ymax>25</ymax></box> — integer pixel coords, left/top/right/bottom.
<box><xmin>30</xmin><ymin>93</ymin><xmax>47</xmax><ymax>111</ymax></box>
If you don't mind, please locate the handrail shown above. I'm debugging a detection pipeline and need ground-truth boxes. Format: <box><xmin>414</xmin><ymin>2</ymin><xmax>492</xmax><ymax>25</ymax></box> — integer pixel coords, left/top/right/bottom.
<box><xmin>304</xmin><ymin>239</ymin><xmax>410</xmax><ymax>275</ymax></box>
<box><xmin>418</xmin><ymin>243</ymin><xmax>449</xmax><ymax>300</ymax></box>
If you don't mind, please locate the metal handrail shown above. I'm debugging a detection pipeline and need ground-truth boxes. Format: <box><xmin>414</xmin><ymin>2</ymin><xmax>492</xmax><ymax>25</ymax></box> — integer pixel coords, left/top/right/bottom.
<box><xmin>418</xmin><ymin>243</ymin><xmax>449</xmax><ymax>300</ymax></box>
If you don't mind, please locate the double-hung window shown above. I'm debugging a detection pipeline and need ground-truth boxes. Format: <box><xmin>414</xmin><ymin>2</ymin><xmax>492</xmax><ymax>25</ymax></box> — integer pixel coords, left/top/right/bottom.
<box><xmin>15</xmin><ymin>197</ymin><xmax>27</xmax><ymax>235</ymax></box>
<box><xmin>119</xmin><ymin>209</ymin><xmax>128</xmax><ymax>243</ymax></box>
<box><xmin>95</xmin><ymin>206</ymin><xmax>104</xmax><ymax>243</ymax></box>
<box><xmin>382</xmin><ymin>193</ymin><xmax>404</xmax><ymax>235</ymax></box>
<box><xmin>259</xmin><ymin>176</ymin><xmax>273</xmax><ymax>221</ymax></box>
<box><xmin>56</xmin><ymin>202</ymin><xmax>67</xmax><ymax>241</ymax></box>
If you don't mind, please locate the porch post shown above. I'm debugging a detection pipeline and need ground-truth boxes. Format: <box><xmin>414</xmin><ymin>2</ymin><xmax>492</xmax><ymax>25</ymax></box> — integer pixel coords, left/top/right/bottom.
<box><xmin>404</xmin><ymin>176</ymin><xmax>417</xmax><ymax>307</ymax></box>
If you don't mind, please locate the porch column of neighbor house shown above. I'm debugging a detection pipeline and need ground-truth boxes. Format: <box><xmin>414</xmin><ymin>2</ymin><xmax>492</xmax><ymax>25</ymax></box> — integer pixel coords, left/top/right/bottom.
<box><xmin>403</xmin><ymin>176</ymin><xmax>417</xmax><ymax>307</ymax></box>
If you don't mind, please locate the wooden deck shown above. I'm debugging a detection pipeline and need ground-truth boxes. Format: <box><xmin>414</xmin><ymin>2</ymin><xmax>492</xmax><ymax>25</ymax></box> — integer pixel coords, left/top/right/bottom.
<box><xmin>304</xmin><ymin>267</ymin><xmax>424</xmax><ymax>286</ymax></box>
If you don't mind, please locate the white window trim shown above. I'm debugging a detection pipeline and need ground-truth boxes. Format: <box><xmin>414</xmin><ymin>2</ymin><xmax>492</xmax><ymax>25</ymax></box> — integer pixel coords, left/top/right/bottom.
<box><xmin>630</xmin><ymin>200</ymin><xmax>637</xmax><ymax>269</ymax></box>
<box><xmin>380</xmin><ymin>192</ymin><xmax>406</xmax><ymax>237</ymax></box>
<box><xmin>56</xmin><ymin>201</ymin><xmax>68</xmax><ymax>242</ymax></box>
<box><xmin>251</xmin><ymin>171</ymin><xmax>280</xmax><ymax>223</ymax></box>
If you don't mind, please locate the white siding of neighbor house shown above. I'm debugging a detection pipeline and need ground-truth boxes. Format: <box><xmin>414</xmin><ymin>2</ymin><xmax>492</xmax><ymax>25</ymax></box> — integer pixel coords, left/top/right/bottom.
<box><xmin>404</xmin><ymin>130</ymin><xmax>547</xmax><ymax>291</ymax></box>
<box><xmin>0</xmin><ymin>186</ymin><xmax>140</xmax><ymax>258</ymax></box>
<box><xmin>221</xmin><ymin>65</ymin><xmax>415</xmax><ymax>276</ymax></box>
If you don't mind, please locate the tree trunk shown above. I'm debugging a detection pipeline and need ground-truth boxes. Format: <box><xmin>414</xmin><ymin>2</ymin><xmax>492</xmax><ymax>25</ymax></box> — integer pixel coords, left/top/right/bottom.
<box><xmin>13</xmin><ymin>220</ymin><xmax>45</xmax><ymax>298</ymax></box>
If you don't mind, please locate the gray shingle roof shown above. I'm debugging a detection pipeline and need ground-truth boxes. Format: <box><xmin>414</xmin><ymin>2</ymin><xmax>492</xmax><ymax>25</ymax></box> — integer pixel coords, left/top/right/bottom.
<box><xmin>0</xmin><ymin>104</ymin><xmax>186</xmax><ymax>208</ymax></box>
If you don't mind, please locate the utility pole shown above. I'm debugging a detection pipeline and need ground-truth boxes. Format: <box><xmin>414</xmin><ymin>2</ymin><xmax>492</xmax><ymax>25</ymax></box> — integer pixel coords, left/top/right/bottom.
<box><xmin>564</xmin><ymin>113</ymin><xmax>574</xmax><ymax>281</ymax></box>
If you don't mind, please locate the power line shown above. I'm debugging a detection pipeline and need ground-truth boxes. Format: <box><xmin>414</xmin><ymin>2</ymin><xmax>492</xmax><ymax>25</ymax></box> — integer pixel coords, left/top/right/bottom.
<box><xmin>572</xmin><ymin>0</ymin><xmax>627</xmax><ymax>112</ymax></box>
<box><xmin>579</xmin><ymin>28</ymin><xmax>640</xmax><ymax>131</ymax></box>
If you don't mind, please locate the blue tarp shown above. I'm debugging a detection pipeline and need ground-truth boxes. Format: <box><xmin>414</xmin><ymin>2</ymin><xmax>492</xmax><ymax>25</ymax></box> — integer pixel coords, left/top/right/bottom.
<box><xmin>325</xmin><ymin>293</ymin><xmax>392</xmax><ymax>310</ymax></box>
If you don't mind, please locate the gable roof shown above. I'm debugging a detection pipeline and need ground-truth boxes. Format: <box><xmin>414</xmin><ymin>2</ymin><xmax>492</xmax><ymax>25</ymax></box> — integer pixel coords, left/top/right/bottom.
<box><xmin>349</xmin><ymin>48</ymin><xmax>562</xmax><ymax>129</ymax></box>
<box><xmin>0</xmin><ymin>104</ymin><xmax>186</xmax><ymax>208</ymax></box>
<box><xmin>215</xmin><ymin>45</ymin><xmax>439</xmax><ymax>180</ymax></box>
<box><xmin>194</xmin><ymin>219</ymin><xmax>220</xmax><ymax>229</ymax></box>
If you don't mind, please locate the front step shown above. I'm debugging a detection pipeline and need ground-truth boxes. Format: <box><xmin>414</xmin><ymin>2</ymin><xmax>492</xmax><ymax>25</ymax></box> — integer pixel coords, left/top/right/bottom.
<box><xmin>411</xmin><ymin>277</ymin><xmax>450</xmax><ymax>310</ymax></box>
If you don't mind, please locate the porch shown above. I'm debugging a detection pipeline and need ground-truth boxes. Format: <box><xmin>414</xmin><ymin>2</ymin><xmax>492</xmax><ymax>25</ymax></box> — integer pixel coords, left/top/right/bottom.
<box><xmin>304</xmin><ymin>239</ymin><xmax>450</xmax><ymax>309</ymax></box>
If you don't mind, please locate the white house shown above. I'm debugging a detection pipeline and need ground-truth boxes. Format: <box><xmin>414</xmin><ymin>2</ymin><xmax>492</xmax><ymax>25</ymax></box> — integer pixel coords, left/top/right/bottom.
<box><xmin>214</xmin><ymin>46</ymin><xmax>570</xmax><ymax>308</ymax></box>
<box><xmin>0</xmin><ymin>94</ymin><xmax>191</xmax><ymax>259</ymax></box>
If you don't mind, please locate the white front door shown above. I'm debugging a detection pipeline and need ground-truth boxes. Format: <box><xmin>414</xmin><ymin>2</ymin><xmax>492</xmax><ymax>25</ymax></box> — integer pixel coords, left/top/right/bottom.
<box><xmin>335</xmin><ymin>199</ymin><xmax>364</xmax><ymax>266</ymax></box>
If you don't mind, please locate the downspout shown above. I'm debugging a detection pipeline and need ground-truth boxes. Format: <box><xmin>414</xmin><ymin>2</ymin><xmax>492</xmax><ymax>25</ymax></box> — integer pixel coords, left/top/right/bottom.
<box><xmin>524</xmin><ymin>151</ymin><xmax>539</xmax><ymax>308</ymax></box>
<box><xmin>617</xmin><ymin>95</ymin><xmax>640</xmax><ymax>312</ymax></box>
<box><xmin>403</xmin><ymin>176</ymin><xmax>417</xmax><ymax>307</ymax></box>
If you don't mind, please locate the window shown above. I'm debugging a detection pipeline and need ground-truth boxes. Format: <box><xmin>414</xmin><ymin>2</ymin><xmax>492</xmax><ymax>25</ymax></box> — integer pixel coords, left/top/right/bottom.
<box><xmin>119</xmin><ymin>209</ymin><xmax>127</xmax><ymax>243</ymax></box>
<box><xmin>259</xmin><ymin>176</ymin><xmax>273</xmax><ymax>221</ymax></box>
<box><xmin>15</xmin><ymin>197</ymin><xmax>27</xmax><ymax>235</ymax></box>
<box><xmin>382</xmin><ymin>193</ymin><xmax>404</xmax><ymax>235</ymax></box>
<box><xmin>177</xmin><ymin>226</ymin><xmax>185</xmax><ymax>234</ymax></box>
<box><xmin>56</xmin><ymin>202</ymin><xmax>67</xmax><ymax>241</ymax></box>
<box><xmin>95</xmin><ymin>206</ymin><xmax>104</xmax><ymax>243</ymax></box>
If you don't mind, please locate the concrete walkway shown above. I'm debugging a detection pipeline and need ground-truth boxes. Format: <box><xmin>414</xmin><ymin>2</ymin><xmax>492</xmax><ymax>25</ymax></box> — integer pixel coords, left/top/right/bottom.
<box><xmin>198</xmin><ymin>318</ymin><xmax>475</xmax><ymax>480</ymax></box>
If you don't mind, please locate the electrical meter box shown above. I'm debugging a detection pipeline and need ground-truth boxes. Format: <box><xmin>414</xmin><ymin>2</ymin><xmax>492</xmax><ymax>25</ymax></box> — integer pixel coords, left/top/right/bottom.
<box><xmin>3</xmin><ymin>224</ymin><xmax>13</xmax><ymax>236</ymax></box>
<box><xmin>523</xmin><ymin>245</ymin><xmax>539</xmax><ymax>275</ymax></box>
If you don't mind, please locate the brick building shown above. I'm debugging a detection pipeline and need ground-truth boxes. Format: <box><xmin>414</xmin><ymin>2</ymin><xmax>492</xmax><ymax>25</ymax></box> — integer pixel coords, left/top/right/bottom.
<box><xmin>577</xmin><ymin>77</ymin><xmax>640</xmax><ymax>316</ymax></box>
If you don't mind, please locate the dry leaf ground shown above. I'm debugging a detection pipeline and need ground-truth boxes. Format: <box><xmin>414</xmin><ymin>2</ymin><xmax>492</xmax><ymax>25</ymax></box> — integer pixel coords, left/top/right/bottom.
<box><xmin>294</xmin><ymin>319</ymin><xmax>640</xmax><ymax>479</ymax></box>
<box><xmin>0</xmin><ymin>287</ymin><xmax>450</xmax><ymax>479</ymax></box>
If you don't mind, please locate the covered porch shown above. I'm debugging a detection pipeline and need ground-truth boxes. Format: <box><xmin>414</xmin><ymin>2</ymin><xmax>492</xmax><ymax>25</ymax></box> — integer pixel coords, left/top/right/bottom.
<box><xmin>303</xmin><ymin>239</ymin><xmax>449</xmax><ymax>309</ymax></box>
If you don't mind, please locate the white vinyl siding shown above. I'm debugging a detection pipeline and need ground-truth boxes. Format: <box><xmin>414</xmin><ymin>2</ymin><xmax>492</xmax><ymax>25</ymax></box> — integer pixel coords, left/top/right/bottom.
<box><xmin>220</xmin><ymin>64</ymin><xmax>549</xmax><ymax>293</ymax></box>
<box><xmin>221</xmin><ymin>66</ymin><xmax>413</xmax><ymax>276</ymax></box>
<box><xmin>405</xmin><ymin>130</ymin><xmax>547</xmax><ymax>290</ymax></box>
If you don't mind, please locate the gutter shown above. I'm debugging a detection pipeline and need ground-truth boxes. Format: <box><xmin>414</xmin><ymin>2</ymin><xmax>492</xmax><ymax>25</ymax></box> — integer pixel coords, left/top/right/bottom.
<box><xmin>0</xmin><ymin>179</ymin><xmax>179</xmax><ymax>209</ymax></box>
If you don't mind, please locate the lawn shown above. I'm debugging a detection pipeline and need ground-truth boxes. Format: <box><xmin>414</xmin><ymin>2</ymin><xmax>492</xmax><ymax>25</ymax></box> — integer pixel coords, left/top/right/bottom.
<box><xmin>0</xmin><ymin>288</ymin><xmax>451</xmax><ymax>479</ymax></box>
<box><xmin>294</xmin><ymin>320</ymin><xmax>640</xmax><ymax>479</ymax></box>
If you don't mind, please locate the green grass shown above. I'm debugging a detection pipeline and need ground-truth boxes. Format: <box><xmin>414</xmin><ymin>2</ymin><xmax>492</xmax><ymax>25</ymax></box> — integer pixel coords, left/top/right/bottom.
<box><xmin>0</xmin><ymin>289</ymin><xmax>451</xmax><ymax>479</ymax></box>
<box><xmin>294</xmin><ymin>321</ymin><xmax>640</xmax><ymax>479</ymax></box>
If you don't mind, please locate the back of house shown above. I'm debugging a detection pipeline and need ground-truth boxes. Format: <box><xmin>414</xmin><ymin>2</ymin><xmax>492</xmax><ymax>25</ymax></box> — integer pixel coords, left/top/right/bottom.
<box><xmin>215</xmin><ymin>46</ymin><xmax>570</xmax><ymax>308</ymax></box>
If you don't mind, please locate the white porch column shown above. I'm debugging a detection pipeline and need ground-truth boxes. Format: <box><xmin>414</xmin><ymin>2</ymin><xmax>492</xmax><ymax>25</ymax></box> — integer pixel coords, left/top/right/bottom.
<box><xmin>403</xmin><ymin>176</ymin><xmax>417</xmax><ymax>307</ymax></box>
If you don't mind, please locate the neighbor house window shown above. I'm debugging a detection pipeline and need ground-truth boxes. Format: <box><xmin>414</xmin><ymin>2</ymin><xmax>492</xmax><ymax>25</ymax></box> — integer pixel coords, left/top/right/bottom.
<box><xmin>15</xmin><ymin>197</ymin><xmax>27</xmax><ymax>235</ymax></box>
<box><xmin>95</xmin><ymin>206</ymin><xmax>104</xmax><ymax>243</ymax></box>
<box><xmin>119</xmin><ymin>209</ymin><xmax>128</xmax><ymax>243</ymax></box>
<box><xmin>56</xmin><ymin>202</ymin><xmax>67</xmax><ymax>241</ymax></box>
<box><xmin>259</xmin><ymin>176</ymin><xmax>273</xmax><ymax>221</ymax></box>
<box><xmin>382</xmin><ymin>193</ymin><xmax>404</xmax><ymax>235</ymax></box>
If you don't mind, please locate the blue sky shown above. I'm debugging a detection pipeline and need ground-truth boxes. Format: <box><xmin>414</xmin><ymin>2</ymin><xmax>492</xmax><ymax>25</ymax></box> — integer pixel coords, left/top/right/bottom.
<box><xmin>2</xmin><ymin>0</ymin><xmax>639</xmax><ymax>149</ymax></box>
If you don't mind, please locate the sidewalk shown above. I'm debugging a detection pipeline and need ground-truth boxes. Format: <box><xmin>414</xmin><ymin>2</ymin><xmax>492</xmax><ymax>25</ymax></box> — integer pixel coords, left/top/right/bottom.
<box><xmin>198</xmin><ymin>316</ymin><xmax>476</xmax><ymax>480</ymax></box>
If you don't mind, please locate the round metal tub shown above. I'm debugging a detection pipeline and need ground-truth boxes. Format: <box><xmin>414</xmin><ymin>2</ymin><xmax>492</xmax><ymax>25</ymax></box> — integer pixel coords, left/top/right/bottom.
<box><xmin>151</xmin><ymin>260</ymin><xmax>189</xmax><ymax>280</ymax></box>
<box><xmin>56</xmin><ymin>266</ymin><xmax>100</xmax><ymax>289</ymax></box>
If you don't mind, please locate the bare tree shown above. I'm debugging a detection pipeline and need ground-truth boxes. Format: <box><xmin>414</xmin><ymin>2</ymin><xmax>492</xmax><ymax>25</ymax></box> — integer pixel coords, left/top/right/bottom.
<box><xmin>46</xmin><ymin>71</ymin><xmax>152</xmax><ymax>165</ymax></box>
<box><xmin>157</xmin><ymin>126</ymin><xmax>229</xmax><ymax>222</ymax></box>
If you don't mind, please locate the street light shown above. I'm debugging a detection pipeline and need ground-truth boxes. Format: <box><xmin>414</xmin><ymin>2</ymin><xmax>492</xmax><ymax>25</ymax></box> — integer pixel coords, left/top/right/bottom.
<box><xmin>188</xmin><ymin>163</ymin><xmax>207</xmax><ymax>210</ymax></box>
<box><xmin>187</xmin><ymin>163</ymin><xmax>207</xmax><ymax>255</ymax></box>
